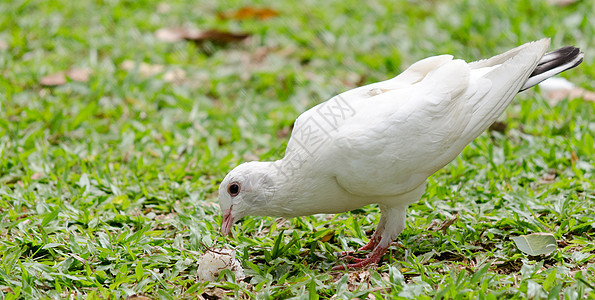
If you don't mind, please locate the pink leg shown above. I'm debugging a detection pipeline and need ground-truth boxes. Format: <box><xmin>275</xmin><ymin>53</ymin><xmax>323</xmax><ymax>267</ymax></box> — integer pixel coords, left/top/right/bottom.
<box><xmin>340</xmin><ymin>213</ymin><xmax>387</xmax><ymax>256</ymax></box>
<box><xmin>358</xmin><ymin>227</ymin><xmax>383</xmax><ymax>251</ymax></box>
<box><xmin>332</xmin><ymin>243</ymin><xmax>388</xmax><ymax>270</ymax></box>
<box><xmin>333</xmin><ymin>203</ymin><xmax>412</xmax><ymax>270</ymax></box>
<box><xmin>334</xmin><ymin>209</ymin><xmax>391</xmax><ymax>269</ymax></box>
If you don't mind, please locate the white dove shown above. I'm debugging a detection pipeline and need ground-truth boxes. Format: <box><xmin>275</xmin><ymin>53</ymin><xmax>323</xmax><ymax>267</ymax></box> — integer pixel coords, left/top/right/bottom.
<box><xmin>218</xmin><ymin>39</ymin><xmax>583</xmax><ymax>270</ymax></box>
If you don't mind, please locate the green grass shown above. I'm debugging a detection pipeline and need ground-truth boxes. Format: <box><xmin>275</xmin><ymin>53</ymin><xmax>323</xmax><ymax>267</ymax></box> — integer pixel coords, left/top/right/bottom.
<box><xmin>1</xmin><ymin>0</ymin><xmax>594</xmax><ymax>298</ymax></box>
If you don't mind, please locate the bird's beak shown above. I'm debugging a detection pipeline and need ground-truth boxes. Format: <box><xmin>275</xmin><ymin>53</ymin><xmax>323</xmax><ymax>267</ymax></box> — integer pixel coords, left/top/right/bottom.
<box><xmin>221</xmin><ymin>208</ymin><xmax>234</xmax><ymax>236</ymax></box>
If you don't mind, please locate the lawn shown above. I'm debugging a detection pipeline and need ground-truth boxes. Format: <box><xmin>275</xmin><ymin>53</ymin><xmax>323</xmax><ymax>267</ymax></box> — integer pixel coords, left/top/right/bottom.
<box><xmin>1</xmin><ymin>0</ymin><xmax>594</xmax><ymax>298</ymax></box>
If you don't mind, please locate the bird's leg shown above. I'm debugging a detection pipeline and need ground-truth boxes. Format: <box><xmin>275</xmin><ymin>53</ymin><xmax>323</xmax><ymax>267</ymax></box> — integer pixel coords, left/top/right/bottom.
<box><xmin>340</xmin><ymin>212</ymin><xmax>387</xmax><ymax>257</ymax></box>
<box><xmin>336</xmin><ymin>241</ymin><xmax>390</xmax><ymax>267</ymax></box>
<box><xmin>333</xmin><ymin>205</ymin><xmax>407</xmax><ymax>270</ymax></box>
<box><xmin>358</xmin><ymin>214</ymin><xmax>387</xmax><ymax>251</ymax></box>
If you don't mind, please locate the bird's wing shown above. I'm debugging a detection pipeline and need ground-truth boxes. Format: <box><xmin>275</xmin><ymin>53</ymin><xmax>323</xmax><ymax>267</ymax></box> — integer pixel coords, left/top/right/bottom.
<box><xmin>326</xmin><ymin>54</ymin><xmax>455</xmax><ymax>103</ymax></box>
<box><xmin>325</xmin><ymin>58</ymin><xmax>477</xmax><ymax>197</ymax></box>
<box><xmin>284</xmin><ymin>54</ymin><xmax>456</xmax><ymax>158</ymax></box>
<box><xmin>461</xmin><ymin>39</ymin><xmax>550</xmax><ymax>139</ymax></box>
<box><xmin>326</xmin><ymin>39</ymin><xmax>551</xmax><ymax>197</ymax></box>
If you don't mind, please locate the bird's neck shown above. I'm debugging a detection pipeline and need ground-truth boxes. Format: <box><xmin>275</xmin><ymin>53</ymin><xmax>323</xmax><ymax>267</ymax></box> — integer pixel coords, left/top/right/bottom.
<box><xmin>252</xmin><ymin>158</ymin><xmax>325</xmax><ymax>217</ymax></box>
<box><xmin>261</xmin><ymin>158</ymin><xmax>371</xmax><ymax>218</ymax></box>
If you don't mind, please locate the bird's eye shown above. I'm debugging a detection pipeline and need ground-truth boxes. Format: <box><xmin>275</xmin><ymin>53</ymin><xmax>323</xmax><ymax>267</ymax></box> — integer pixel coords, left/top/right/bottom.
<box><xmin>228</xmin><ymin>182</ymin><xmax>240</xmax><ymax>197</ymax></box>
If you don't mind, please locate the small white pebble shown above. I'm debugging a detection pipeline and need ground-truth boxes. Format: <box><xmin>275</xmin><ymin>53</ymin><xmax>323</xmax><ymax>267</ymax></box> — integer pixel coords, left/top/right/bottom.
<box><xmin>196</xmin><ymin>249</ymin><xmax>244</xmax><ymax>282</ymax></box>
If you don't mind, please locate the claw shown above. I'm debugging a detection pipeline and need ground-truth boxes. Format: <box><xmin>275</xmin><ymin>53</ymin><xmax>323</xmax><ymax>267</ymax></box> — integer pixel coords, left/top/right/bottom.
<box><xmin>332</xmin><ymin>255</ymin><xmax>382</xmax><ymax>270</ymax></box>
<box><xmin>358</xmin><ymin>235</ymin><xmax>382</xmax><ymax>252</ymax></box>
<box><xmin>339</xmin><ymin>235</ymin><xmax>382</xmax><ymax>257</ymax></box>
<box><xmin>332</xmin><ymin>244</ymin><xmax>388</xmax><ymax>270</ymax></box>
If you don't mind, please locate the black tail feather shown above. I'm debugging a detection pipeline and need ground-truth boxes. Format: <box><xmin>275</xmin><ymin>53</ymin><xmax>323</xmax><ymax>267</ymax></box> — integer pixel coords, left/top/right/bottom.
<box><xmin>520</xmin><ymin>46</ymin><xmax>583</xmax><ymax>91</ymax></box>
<box><xmin>530</xmin><ymin>46</ymin><xmax>581</xmax><ymax>78</ymax></box>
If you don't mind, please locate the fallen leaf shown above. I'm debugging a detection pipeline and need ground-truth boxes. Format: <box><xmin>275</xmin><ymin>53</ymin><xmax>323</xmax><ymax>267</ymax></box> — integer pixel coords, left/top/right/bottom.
<box><xmin>120</xmin><ymin>60</ymin><xmax>164</xmax><ymax>77</ymax></box>
<box><xmin>66</xmin><ymin>68</ymin><xmax>91</xmax><ymax>82</ymax></box>
<box><xmin>511</xmin><ymin>233</ymin><xmax>557</xmax><ymax>256</ymax></box>
<box><xmin>547</xmin><ymin>88</ymin><xmax>595</xmax><ymax>103</ymax></box>
<box><xmin>31</xmin><ymin>172</ymin><xmax>44</xmax><ymax>180</ymax></box>
<box><xmin>186</xmin><ymin>29</ymin><xmax>250</xmax><ymax>45</ymax></box>
<box><xmin>489</xmin><ymin>121</ymin><xmax>508</xmax><ymax>133</ymax></box>
<box><xmin>434</xmin><ymin>250</ymin><xmax>466</xmax><ymax>261</ymax></box>
<box><xmin>539</xmin><ymin>170</ymin><xmax>557</xmax><ymax>184</ymax></box>
<box><xmin>163</xmin><ymin>68</ymin><xmax>186</xmax><ymax>83</ymax></box>
<box><xmin>493</xmin><ymin>258</ymin><xmax>523</xmax><ymax>274</ymax></box>
<box><xmin>155</xmin><ymin>27</ymin><xmax>250</xmax><ymax>45</ymax></box>
<box><xmin>320</xmin><ymin>231</ymin><xmax>334</xmax><ymax>242</ymax></box>
<box><xmin>155</xmin><ymin>27</ymin><xmax>197</xmax><ymax>43</ymax></box>
<box><xmin>348</xmin><ymin>269</ymin><xmax>369</xmax><ymax>283</ymax></box>
<box><xmin>438</xmin><ymin>214</ymin><xmax>458</xmax><ymax>233</ymax></box>
<box><xmin>345</xmin><ymin>269</ymin><xmax>371</xmax><ymax>292</ymax></box>
<box><xmin>120</xmin><ymin>61</ymin><xmax>185</xmax><ymax>83</ymax></box>
<box><xmin>219</xmin><ymin>6</ymin><xmax>279</xmax><ymax>20</ymax></box>
<box><xmin>539</xmin><ymin>77</ymin><xmax>595</xmax><ymax>105</ymax></box>
<box><xmin>40</xmin><ymin>72</ymin><xmax>67</xmax><ymax>86</ymax></box>
<box><xmin>126</xmin><ymin>296</ymin><xmax>152</xmax><ymax>300</ymax></box>
<box><xmin>570</xmin><ymin>151</ymin><xmax>578</xmax><ymax>165</ymax></box>
<box><xmin>202</xmin><ymin>287</ymin><xmax>229</xmax><ymax>299</ymax></box>
<box><xmin>40</xmin><ymin>68</ymin><xmax>92</xmax><ymax>86</ymax></box>
<box><xmin>547</xmin><ymin>0</ymin><xmax>579</xmax><ymax>6</ymax></box>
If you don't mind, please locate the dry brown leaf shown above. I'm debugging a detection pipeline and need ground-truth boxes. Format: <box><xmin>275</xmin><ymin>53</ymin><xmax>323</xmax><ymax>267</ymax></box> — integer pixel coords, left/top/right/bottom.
<box><xmin>547</xmin><ymin>88</ymin><xmax>595</xmax><ymax>103</ymax></box>
<box><xmin>539</xmin><ymin>77</ymin><xmax>595</xmax><ymax>105</ymax></box>
<box><xmin>119</xmin><ymin>60</ymin><xmax>136</xmax><ymax>71</ymax></box>
<box><xmin>126</xmin><ymin>296</ymin><xmax>152</xmax><ymax>300</ymax></box>
<box><xmin>219</xmin><ymin>6</ymin><xmax>279</xmax><ymax>20</ymax></box>
<box><xmin>344</xmin><ymin>269</ymin><xmax>371</xmax><ymax>292</ymax></box>
<box><xmin>40</xmin><ymin>68</ymin><xmax>92</xmax><ymax>86</ymax></box>
<box><xmin>31</xmin><ymin>172</ymin><xmax>44</xmax><ymax>180</ymax></box>
<box><xmin>66</xmin><ymin>68</ymin><xmax>91</xmax><ymax>82</ymax></box>
<box><xmin>571</xmin><ymin>151</ymin><xmax>578</xmax><ymax>165</ymax></box>
<box><xmin>539</xmin><ymin>172</ymin><xmax>557</xmax><ymax>184</ymax></box>
<box><xmin>547</xmin><ymin>0</ymin><xmax>579</xmax><ymax>6</ymax></box>
<box><xmin>439</xmin><ymin>214</ymin><xmax>458</xmax><ymax>233</ymax></box>
<box><xmin>201</xmin><ymin>287</ymin><xmax>228</xmax><ymax>299</ymax></box>
<box><xmin>40</xmin><ymin>72</ymin><xmax>67</xmax><ymax>86</ymax></box>
<box><xmin>120</xmin><ymin>61</ymin><xmax>185</xmax><ymax>83</ymax></box>
<box><xmin>155</xmin><ymin>27</ymin><xmax>198</xmax><ymax>43</ymax></box>
<box><xmin>163</xmin><ymin>68</ymin><xmax>186</xmax><ymax>83</ymax></box>
<box><xmin>120</xmin><ymin>60</ymin><xmax>164</xmax><ymax>77</ymax></box>
<box><xmin>320</xmin><ymin>231</ymin><xmax>334</xmax><ymax>242</ymax></box>
<box><xmin>489</xmin><ymin>121</ymin><xmax>508</xmax><ymax>133</ymax></box>
<box><xmin>186</xmin><ymin>29</ymin><xmax>250</xmax><ymax>45</ymax></box>
<box><xmin>155</xmin><ymin>27</ymin><xmax>250</xmax><ymax>45</ymax></box>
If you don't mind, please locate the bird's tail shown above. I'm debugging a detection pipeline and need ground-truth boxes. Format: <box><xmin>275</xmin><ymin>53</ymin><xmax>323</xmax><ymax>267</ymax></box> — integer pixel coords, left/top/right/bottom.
<box><xmin>520</xmin><ymin>46</ymin><xmax>584</xmax><ymax>91</ymax></box>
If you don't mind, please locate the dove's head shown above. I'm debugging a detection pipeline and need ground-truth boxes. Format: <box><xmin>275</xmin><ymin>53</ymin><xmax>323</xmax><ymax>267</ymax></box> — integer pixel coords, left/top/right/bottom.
<box><xmin>218</xmin><ymin>161</ymin><xmax>277</xmax><ymax>235</ymax></box>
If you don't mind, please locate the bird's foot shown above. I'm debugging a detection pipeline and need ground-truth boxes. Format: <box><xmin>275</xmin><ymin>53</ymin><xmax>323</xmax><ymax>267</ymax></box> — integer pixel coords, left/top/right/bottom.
<box><xmin>332</xmin><ymin>245</ymin><xmax>387</xmax><ymax>270</ymax></box>
<box><xmin>358</xmin><ymin>235</ymin><xmax>381</xmax><ymax>251</ymax></box>
<box><xmin>339</xmin><ymin>235</ymin><xmax>382</xmax><ymax>256</ymax></box>
<box><xmin>332</xmin><ymin>252</ymin><xmax>383</xmax><ymax>270</ymax></box>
